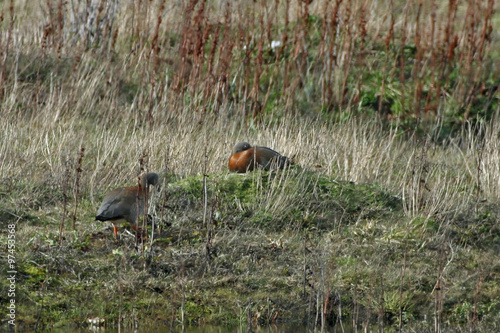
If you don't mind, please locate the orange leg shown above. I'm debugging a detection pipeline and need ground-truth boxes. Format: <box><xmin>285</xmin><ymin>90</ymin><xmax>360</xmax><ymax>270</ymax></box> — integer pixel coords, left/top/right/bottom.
<box><xmin>113</xmin><ymin>225</ymin><xmax>118</xmax><ymax>241</ymax></box>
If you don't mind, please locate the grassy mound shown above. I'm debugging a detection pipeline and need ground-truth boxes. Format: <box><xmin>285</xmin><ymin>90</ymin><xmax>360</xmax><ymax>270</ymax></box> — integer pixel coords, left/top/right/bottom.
<box><xmin>2</xmin><ymin>167</ymin><xmax>499</xmax><ymax>331</ymax></box>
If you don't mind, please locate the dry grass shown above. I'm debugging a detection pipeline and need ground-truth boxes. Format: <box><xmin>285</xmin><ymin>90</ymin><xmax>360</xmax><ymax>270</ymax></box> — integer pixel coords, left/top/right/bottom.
<box><xmin>2</xmin><ymin>112</ymin><xmax>497</xmax><ymax>216</ymax></box>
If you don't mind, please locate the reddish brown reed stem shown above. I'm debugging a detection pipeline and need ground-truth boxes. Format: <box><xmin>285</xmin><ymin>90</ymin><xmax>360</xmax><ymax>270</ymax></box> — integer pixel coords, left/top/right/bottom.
<box><xmin>190</xmin><ymin>0</ymin><xmax>208</xmax><ymax>102</ymax></box>
<box><xmin>399</xmin><ymin>2</ymin><xmax>408</xmax><ymax>85</ymax></box>
<box><xmin>214</xmin><ymin>2</ymin><xmax>235</xmax><ymax>113</ymax></box>
<box><xmin>0</xmin><ymin>0</ymin><xmax>14</xmax><ymax>100</ymax></box>
<box><xmin>72</xmin><ymin>146</ymin><xmax>85</xmax><ymax>231</ymax></box>
<box><xmin>158</xmin><ymin>151</ymin><xmax>170</xmax><ymax>236</ymax></box>
<box><xmin>148</xmin><ymin>0</ymin><xmax>167</xmax><ymax>128</ymax></box>
<box><xmin>136</xmin><ymin>154</ymin><xmax>148</xmax><ymax>250</ymax></box>
<box><xmin>414</xmin><ymin>0</ymin><xmax>423</xmax><ymax>117</ymax></box>
<box><xmin>476</xmin><ymin>0</ymin><xmax>494</xmax><ymax>62</ymax></box>
<box><xmin>205</xmin><ymin>20</ymin><xmax>219</xmax><ymax>110</ymax></box>
<box><xmin>340</xmin><ymin>5</ymin><xmax>352</xmax><ymax>106</ymax></box>
<box><xmin>251</xmin><ymin>11</ymin><xmax>264</xmax><ymax>122</ymax></box>
<box><xmin>379</xmin><ymin>2</ymin><xmax>394</xmax><ymax>118</ymax></box>
<box><xmin>0</xmin><ymin>11</ymin><xmax>4</xmax><ymax>100</ymax></box>
<box><xmin>172</xmin><ymin>0</ymin><xmax>197</xmax><ymax>96</ymax></box>
<box><xmin>59</xmin><ymin>160</ymin><xmax>71</xmax><ymax>245</ymax></box>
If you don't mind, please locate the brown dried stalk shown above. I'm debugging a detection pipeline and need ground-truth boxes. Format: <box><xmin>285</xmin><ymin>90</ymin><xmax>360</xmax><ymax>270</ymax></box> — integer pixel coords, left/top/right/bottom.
<box><xmin>72</xmin><ymin>146</ymin><xmax>85</xmax><ymax>230</ymax></box>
